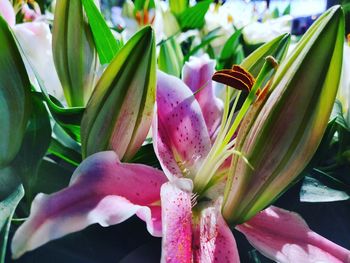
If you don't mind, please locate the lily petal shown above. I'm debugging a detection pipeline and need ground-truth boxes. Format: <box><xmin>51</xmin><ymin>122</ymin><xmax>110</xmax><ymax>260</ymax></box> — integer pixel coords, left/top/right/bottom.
<box><xmin>160</xmin><ymin>179</ymin><xmax>193</xmax><ymax>263</ymax></box>
<box><xmin>13</xmin><ymin>22</ymin><xmax>64</xmax><ymax>101</ymax></box>
<box><xmin>0</xmin><ymin>0</ymin><xmax>15</xmax><ymax>27</ymax></box>
<box><xmin>11</xmin><ymin>151</ymin><xmax>167</xmax><ymax>259</ymax></box>
<box><xmin>192</xmin><ymin>201</ymin><xmax>240</xmax><ymax>263</ymax></box>
<box><xmin>182</xmin><ymin>55</ymin><xmax>223</xmax><ymax>139</ymax></box>
<box><xmin>154</xmin><ymin>71</ymin><xmax>211</xmax><ymax>180</ymax></box>
<box><xmin>236</xmin><ymin>206</ymin><xmax>350</xmax><ymax>263</ymax></box>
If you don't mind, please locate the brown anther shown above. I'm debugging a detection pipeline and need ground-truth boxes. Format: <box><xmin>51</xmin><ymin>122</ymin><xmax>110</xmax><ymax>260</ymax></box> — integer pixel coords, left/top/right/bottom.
<box><xmin>347</xmin><ymin>34</ymin><xmax>350</xmax><ymax>45</ymax></box>
<box><xmin>212</xmin><ymin>65</ymin><xmax>256</xmax><ymax>93</ymax></box>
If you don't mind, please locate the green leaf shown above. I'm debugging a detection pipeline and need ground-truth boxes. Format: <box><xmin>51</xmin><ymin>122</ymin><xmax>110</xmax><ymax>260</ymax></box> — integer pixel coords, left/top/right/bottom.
<box><xmin>234</xmin><ymin>45</ymin><xmax>245</xmax><ymax>64</ymax></box>
<box><xmin>82</xmin><ymin>0</ymin><xmax>121</xmax><ymax>64</ymax></box>
<box><xmin>11</xmin><ymin>95</ymin><xmax>51</xmax><ymax>202</ymax></box>
<box><xmin>36</xmin><ymin>92</ymin><xmax>83</xmax><ymax>142</ymax></box>
<box><xmin>271</xmin><ymin>7</ymin><xmax>280</xmax><ymax>19</ymax></box>
<box><xmin>241</xmin><ymin>33</ymin><xmax>291</xmax><ymax>77</ymax></box>
<box><xmin>178</xmin><ymin>0</ymin><xmax>212</xmax><ymax>31</ymax></box>
<box><xmin>81</xmin><ymin>26</ymin><xmax>156</xmax><ymax>161</ymax></box>
<box><xmin>0</xmin><ymin>169</ymin><xmax>24</xmax><ymax>263</ymax></box>
<box><xmin>206</xmin><ymin>44</ymin><xmax>216</xmax><ymax>59</ymax></box>
<box><xmin>184</xmin><ymin>27</ymin><xmax>221</xmax><ymax>61</ymax></box>
<box><xmin>129</xmin><ymin>143</ymin><xmax>161</xmax><ymax>168</ymax></box>
<box><xmin>158</xmin><ymin>37</ymin><xmax>184</xmax><ymax>77</ymax></box>
<box><xmin>32</xmin><ymin>159</ymin><xmax>72</xmax><ymax>195</ymax></box>
<box><xmin>283</xmin><ymin>3</ymin><xmax>291</xmax><ymax>15</ymax></box>
<box><xmin>217</xmin><ymin>29</ymin><xmax>243</xmax><ymax>70</ymax></box>
<box><xmin>48</xmin><ymin>138</ymin><xmax>82</xmax><ymax>167</ymax></box>
<box><xmin>169</xmin><ymin>0</ymin><xmax>188</xmax><ymax>16</ymax></box>
<box><xmin>0</xmin><ymin>16</ymin><xmax>31</xmax><ymax>168</ymax></box>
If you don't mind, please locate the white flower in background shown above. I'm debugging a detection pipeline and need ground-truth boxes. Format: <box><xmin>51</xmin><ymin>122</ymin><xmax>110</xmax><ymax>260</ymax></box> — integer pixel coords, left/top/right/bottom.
<box><xmin>0</xmin><ymin>0</ymin><xmax>64</xmax><ymax>101</ymax></box>
<box><xmin>14</xmin><ymin>22</ymin><xmax>64</xmax><ymax>101</ymax></box>
<box><xmin>160</xmin><ymin>7</ymin><xmax>179</xmax><ymax>37</ymax></box>
<box><xmin>243</xmin><ymin>15</ymin><xmax>292</xmax><ymax>45</ymax></box>
<box><xmin>110</xmin><ymin>0</ymin><xmax>164</xmax><ymax>43</ymax></box>
<box><xmin>204</xmin><ymin>1</ymin><xmax>254</xmax><ymax>49</ymax></box>
<box><xmin>204</xmin><ymin>3</ymin><xmax>235</xmax><ymax>46</ymax></box>
<box><xmin>338</xmin><ymin>41</ymin><xmax>350</xmax><ymax>124</ymax></box>
<box><xmin>0</xmin><ymin>0</ymin><xmax>15</xmax><ymax>25</ymax></box>
<box><xmin>226</xmin><ymin>1</ymin><xmax>256</xmax><ymax>29</ymax></box>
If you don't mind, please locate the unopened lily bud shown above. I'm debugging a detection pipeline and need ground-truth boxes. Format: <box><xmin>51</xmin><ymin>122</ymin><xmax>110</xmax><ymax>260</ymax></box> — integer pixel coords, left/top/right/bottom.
<box><xmin>81</xmin><ymin>26</ymin><xmax>156</xmax><ymax>161</ymax></box>
<box><xmin>223</xmin><ymin>6</ymin><xmax>345</xmax><ymax>224</ymax></box>
<box><xmin>52</xmin><ymin>0</ymin><xmax>98</xmax><ymax>106</ymax></box>
<box><xmin>158</xmin><ymin>37</ymin><xmax>184</xmax><ymax>77</ymax></box>
<box><xmin>0</xmin><ymin>16</ymin><xmax>31</xmax><ymax>168</ymax></box>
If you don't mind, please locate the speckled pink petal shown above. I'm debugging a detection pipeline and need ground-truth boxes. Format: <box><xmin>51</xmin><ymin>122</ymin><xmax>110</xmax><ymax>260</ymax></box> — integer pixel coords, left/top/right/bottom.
<box><xmin>11</xmin><ymin>151</ymin><xmax>167</xmax><ymax>259</ymax></box>
<box><xmin>0</xmin><ymin>0</ymin><xmax>15</xmax><ymax>26</ymax></box>
<box><xmin>192</xmin><ymin>202</ymin><xmax>240</xmax><ymax>263</ymax></box>
<box><xmin>160</xmin><ymin>179</ymin><xmax>193</xmax><ymax>263</ymax></box>
<box><xmin>182</xmin><ymin>55</ymin><xmax>223</xmax><ymax>139</ymax></box>
<box><xmin>154</xmin><ymin>71</ymin><xmax>211</xmax><ymax>180</ymax></box>
<box><xmin>236</xmin><ymin>206</ymin><xmax>350</xmax><ymax>263</ymax></box>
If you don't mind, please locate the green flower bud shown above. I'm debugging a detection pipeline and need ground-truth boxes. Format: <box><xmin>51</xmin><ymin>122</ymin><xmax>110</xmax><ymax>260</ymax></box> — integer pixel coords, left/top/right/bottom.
<box><xmin>223</xmin><ymin>6</ymin><xmax>345</xmax><ymax>224</ymax></box>
<box><xmin>52</xmin><ymin>0</ymin><xmax>98</xmax><ymax>107</ymax></box>
<box><xmin>81</xmin><ymin>26</ymin><xmax>156</xmax><ymax>161</ymax></box>
<box><xmin>158</xmin><ymin>37</ymin><xmax>184</xmax><ymax>77</ymax></box>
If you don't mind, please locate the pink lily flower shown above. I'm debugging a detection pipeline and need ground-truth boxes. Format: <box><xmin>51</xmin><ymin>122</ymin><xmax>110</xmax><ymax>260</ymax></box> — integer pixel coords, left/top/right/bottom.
<box><xmin>11</xmin><ymin>55</ymin><xmax>350</xmax><ymax>262</ymax></box>
<box><xmin>154</xmin><ymin>56</ymin><xmax>350</xmax><ymax>262</ymax></box>
<box><xmin>11</xmin><ymin>151</ymin><xmax>168</xmax><ymax>259</ymax></box>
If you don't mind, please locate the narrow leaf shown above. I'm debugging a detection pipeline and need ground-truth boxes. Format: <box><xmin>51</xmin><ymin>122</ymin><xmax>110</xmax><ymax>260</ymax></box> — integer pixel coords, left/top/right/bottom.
<box><xmin>178</xmin><ymin>0</ymin><xmax>212</xmax><ymax>31</ymax></box>
<box><xmin>217</xmin><ymin>29</ymin><xmax>243</xmax><ymax>70</ymax></box>
<box><xmin>82</xmin><ymin>0</ymin><xmax>121</xmax><ymax>64</ymax></box>
<box><xmin>184</xmin><ymin>27</ymin><xmax>221</xmax><ymax>61</ymax></box>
